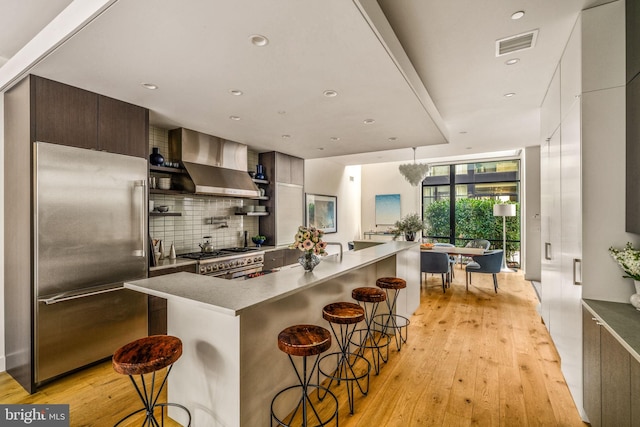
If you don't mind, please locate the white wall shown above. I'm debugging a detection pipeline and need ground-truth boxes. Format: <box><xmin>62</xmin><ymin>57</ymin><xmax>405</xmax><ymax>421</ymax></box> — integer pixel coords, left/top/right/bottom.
<box><xmin>581</xmin><ymin>1</ymin><xmax>640</xmax><ymax>301</ymax></box>
<box><xmin>304</xmin><ymin>159</ymin><xmax>362</xmax><ymax>251</ymax></box>
<box><xmin>360</xmin><ymin>161</ymin><xmax>422</xmax><ymax>234</ymax></box>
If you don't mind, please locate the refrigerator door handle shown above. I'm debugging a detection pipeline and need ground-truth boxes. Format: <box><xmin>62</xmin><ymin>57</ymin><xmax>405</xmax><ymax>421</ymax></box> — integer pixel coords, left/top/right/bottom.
<box><xmin>134</xmin><ymin>179</ymin><xmax>146</xmax><ymax>258</ymax></box>
<box><xmin>38</xmin><ymin>286</ymin><xmax>124</xmax><ymax>305</ymax></box>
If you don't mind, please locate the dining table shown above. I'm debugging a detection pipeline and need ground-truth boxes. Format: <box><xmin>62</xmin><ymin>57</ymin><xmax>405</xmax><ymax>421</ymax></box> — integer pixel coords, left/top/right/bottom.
<box><xmin>420</xmin><ymin>244</ymin><xmax>487</xmax><ymax>270</ymax></box>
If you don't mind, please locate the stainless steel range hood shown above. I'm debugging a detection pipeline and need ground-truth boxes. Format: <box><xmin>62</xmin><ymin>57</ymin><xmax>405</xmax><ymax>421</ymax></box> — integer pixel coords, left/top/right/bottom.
<box><xmin>168</xmin><ymin>128</ymin><xmax>260</xmax><ymax>198</ymax></box>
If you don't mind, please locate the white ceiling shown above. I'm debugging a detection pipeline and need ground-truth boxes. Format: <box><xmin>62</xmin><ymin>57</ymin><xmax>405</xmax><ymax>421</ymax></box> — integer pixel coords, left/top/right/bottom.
<box><xmin>0</xmin><ymin>0</ymin><xmax>610</xmax><ymax>165</ymax></box>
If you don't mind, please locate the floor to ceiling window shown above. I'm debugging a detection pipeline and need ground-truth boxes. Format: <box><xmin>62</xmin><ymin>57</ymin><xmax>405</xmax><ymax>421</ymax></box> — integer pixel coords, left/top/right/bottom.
<box><xmin>422</xmin><ymin>159</ymin><xmax>521</xmax><ymax>268</ymax></box>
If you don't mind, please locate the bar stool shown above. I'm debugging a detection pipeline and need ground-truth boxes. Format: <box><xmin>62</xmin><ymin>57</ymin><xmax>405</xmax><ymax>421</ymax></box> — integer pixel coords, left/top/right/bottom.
<box><xmin>112</xmin><ymin>335</ymin><xmax>191</xmax><ymax>427</ymax></box>
<box><xmin>318</xmin><ymin>302</ymin><xmax>371</xmax><ymax>415</ymax></box>
<box><xmin>373</xmin><ymin>277</ymin><xmax>410</xmax><ymax>352</ymax></box>
<box><xmin>271</xmin><ymin>324</ymin><xmax>338</xmax><ymax>427</ymax></box>
<box><xmin>350</xmin><ymin>287</ymin><xmax>391</xmax><ymax>375</ymax></box>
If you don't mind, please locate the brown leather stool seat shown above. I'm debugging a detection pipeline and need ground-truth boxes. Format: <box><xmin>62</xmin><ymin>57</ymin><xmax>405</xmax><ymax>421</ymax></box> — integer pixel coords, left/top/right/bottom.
<box><xmin>351</xmin><ymin>287</ymin><xmax>391</xmax><ymax>374</ymax></box>
<box><xmin>112</xmin><ymin>335</ymin><xmax>191</xmax><ymax>426</ymax></box>
<box><xmin>376</xmin><ymin>277</ymin><xmax>407</xmax><ymax>290</ymax></box>
<box><xmin>318</xmin><ymin>302</ymin><xmax>371</xmax><ymax>415</ymax></box>
<box><xmin>374</xmin><ymin>277</ymin><xmax>410</xmax><ymax>351</ymax></box>
<box><xmin>272</xmin><ymin>325</ymin><xmax>338</xmax><ymax>427</ymax></box>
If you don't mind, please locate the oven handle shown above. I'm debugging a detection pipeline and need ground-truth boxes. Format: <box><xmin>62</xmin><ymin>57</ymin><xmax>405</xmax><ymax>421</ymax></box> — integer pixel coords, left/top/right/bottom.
<box><xmin>203</xmin><ymin>265</ymin><xmax>264</xmax><ymax>278</ymax></box>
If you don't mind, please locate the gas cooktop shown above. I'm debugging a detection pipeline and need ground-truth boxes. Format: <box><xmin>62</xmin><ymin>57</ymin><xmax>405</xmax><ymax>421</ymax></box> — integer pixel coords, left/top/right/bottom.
<box><xmin>179</xmin><ymin>247</ymin><xmax>259</xmax><ymax>260</ymax></box>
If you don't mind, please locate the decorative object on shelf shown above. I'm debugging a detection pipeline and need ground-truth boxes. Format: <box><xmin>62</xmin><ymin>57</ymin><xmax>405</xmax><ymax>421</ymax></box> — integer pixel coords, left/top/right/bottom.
<box><xmin>290</xmin><ymin>225</ymin><xmax>327</xmax><ymax>272</ymax></box>
<box><xmin>609</xmin><ymin>242</ymin><xmax>640</xmax><ymax>310</ymax></box>
<box><xmin>398</xmin><ymin>147</ymin><xmax>430</xmax><ymax>186</ymax></box>
<box><xmin>251</xmin><ymin>235</ymin><xmax>266</xmax><ymax>247</ymax></box>
<box><xmin>305</xmin><ymin>194</ymin><xmax>337</xmax><ymax>233</ymax></box>
<box><xmin>157</xmin><ymin>240</ymin><xmax>165</xmax><ymax>260</ymax></box>
<box><xmin>255</xmin><ymin>164</ymin><xmax>266</xmax><ymax>180</ymax></box>
<box><xmin>169</xmin><ymin>243</ymin><xmax>177</xmax><ymax>259</ymax></box>
<box><xmin>149</xmin><ymin>147</ymin><xmax>165</xmax><ymax>166</ymax></box>
<box><xmin>493</xmin><ymin>203</ymin><xmax>517</xmax><ymax>272</ymax></box>
<box><xmin>392</xmin><ymin>213</ymin><xmax>424</xmax><ymax>241</ymax></box>
<box><xmin>155</xmin><ymin>205</ymin><xmax>169</xmax><ymax>213</ymax></box>
<box><xmin>158</xmin><ymin>177</ymin><xmax>171</xmax><ymax>190</ymax></box>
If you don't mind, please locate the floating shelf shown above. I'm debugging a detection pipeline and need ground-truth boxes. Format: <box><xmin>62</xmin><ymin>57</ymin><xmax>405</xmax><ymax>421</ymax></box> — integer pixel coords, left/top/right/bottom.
<box><xmin>235</xmin><ymin>212</ymin><xmax>269</xmax><ymax>216</ymax></box>
<box><xmin>255</xmin><ymin>196</ymin><xmax>269</xmax><ymax>201</ymax></box>
<box><xmin>150</xmin><ymin>212</ymin><xmax>181</xmax><ymax>217</ymax></box>
<box><xmin>252</xmin><ymin>178</ymin><xmax>269</xmax><ymax>185</ymax></box>
<box><xmin>149</xmin><ymin>188</ymin><xmax>188</xmax><ymax>195</ymax></box>
<box><xmin>150</xmin><ymin>165</ymin><xmax>186</xmax><ymax>174</ymax></box>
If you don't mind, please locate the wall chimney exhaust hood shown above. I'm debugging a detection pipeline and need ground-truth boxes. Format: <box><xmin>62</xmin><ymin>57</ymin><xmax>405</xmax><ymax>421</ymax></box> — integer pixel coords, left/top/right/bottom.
<box><xmin>168</xmin><ymin>128</ymin><xmax>260</xmax><ymax>198</ymax></box>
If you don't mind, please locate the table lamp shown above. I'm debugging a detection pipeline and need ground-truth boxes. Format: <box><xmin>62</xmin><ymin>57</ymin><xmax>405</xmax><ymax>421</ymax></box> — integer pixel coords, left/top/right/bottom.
<box><xmin>493</xmin><ymin>203</ymin><xmax>516</xmax><ymax>272</ymax></box>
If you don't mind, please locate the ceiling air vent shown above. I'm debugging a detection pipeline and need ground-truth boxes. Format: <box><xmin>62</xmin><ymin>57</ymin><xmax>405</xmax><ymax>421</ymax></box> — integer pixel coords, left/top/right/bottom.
<box><xmin>495</xmin><ymin>29</ymin><xmax>538</xmax><ymax>57</ymax></box>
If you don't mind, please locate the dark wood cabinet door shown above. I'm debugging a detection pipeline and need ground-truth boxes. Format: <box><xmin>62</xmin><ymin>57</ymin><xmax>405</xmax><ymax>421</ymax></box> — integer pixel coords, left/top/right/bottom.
<box><xmin>583</xmin><ymin>307</ymin><xmax>602</xmax><ymax>427</ymax></box>
<box><xmin>284</xmin><ymin>248</ymin><xmax>301</xmax><ymax>266</ymax></box>
<box><xmin>98</xmin><ymin>95</ymin><xmax>148</xmax><ymax>158</ymax></box>
<box><xmin>627</xmin><ymin>76</ymin><xmax>640</xmax><ymax>233</ymax></box>
<box><xmin>263</xmin><ymin>249</ymin><xmax>285</xmax><ymax>270</ymax></box>
<box><xmin>601</xmin><ymin>326</ymin><xmax>631</xmax><ymax>427</ymax></box>
<box><xmin>276</xmin><ymin>152</ymin><xmax>292</xmax><ymax>184</ymax></box>
<box><xmin>631</xmin><ymin>357</ymin><xmax>640</xmax><ymax>427</ymax></box>
<box><xmin>33</xmin><ymin>76</ymin><xmax>98</xmax><ymax>148</ymax></box>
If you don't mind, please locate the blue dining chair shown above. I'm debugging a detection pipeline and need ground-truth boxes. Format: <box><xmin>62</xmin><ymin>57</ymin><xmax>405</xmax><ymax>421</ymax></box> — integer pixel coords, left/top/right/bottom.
<box><xmin>465</xmin><ymin>249</ymin><xmax>503</xmax><ymax>293</ymax></box>
<box><xmin>420</xmin><ymin>251</ymin><xmax>450</xmax><ymax>293</ymax></box>
<box><xmin>433</xmin><ymin>242</ymin><xmax>456</xmax><ymax>278</ymax></box>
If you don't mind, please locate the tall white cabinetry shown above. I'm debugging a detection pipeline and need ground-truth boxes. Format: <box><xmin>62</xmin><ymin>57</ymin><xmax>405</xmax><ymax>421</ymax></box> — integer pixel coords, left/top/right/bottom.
<box><xmin>539</xmin><ymin>15</ymin><xmax>584</xmax><ymax>417</ymax></box>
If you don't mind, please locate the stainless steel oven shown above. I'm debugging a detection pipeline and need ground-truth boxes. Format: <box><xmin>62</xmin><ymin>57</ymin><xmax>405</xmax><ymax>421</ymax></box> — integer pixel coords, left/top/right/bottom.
<box><xmin>180</xmin><ymin>248</ymin><xmax>265</xmax><ymax>279</ymax></box>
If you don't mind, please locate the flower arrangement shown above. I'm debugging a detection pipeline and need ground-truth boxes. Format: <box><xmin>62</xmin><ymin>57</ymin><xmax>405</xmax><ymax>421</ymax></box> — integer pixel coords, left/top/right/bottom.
<box><xmin>392</xmin><ymin>213</ymin><xmax>425</xmax><ymax>241</ymax></box>
<box><xmin>290</xmin><ymin>225</ymin><xmax>327</xmax><ymax>255</ymax></box>
<box><xmin>609</xmin><ymin>242</ymin><xmax>640</xmax><ymax>281</ymax></box>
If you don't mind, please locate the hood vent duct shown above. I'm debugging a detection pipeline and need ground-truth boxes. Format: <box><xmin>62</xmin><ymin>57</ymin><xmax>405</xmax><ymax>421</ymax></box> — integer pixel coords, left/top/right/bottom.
<box><xmin>168</xmin><ymin>128</ymin><xmax>260</xmax><ymax>198</ymax></box>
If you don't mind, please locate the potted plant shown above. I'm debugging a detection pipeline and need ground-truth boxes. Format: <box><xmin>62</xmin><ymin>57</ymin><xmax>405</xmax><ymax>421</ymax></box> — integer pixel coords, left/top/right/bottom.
<box><xmin>392</xmin><ymin>213</ymin><xmax>425</xmax><ymax>241</ymax></box>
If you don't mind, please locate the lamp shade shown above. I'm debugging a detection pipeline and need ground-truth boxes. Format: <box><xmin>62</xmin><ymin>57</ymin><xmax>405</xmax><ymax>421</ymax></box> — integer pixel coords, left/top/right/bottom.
<box><xmin>493</xmin><ymin>203</ymin><xmax>516</xmax><ymax>217</ymax></box>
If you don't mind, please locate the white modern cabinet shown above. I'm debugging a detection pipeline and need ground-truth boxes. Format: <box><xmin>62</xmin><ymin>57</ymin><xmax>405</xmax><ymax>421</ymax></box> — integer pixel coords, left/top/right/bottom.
<box><xmin>539</xmin><ymin>14</ymin><xmax>584</xmax><ymax>415</ymax></box>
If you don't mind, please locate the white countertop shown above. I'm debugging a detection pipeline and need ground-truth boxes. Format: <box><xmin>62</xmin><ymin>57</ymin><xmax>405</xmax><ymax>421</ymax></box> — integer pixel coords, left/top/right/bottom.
<box><xmin>125</xmin><ymin>241</ymin><xmax>418</xmax><ymax>316</ymax></box>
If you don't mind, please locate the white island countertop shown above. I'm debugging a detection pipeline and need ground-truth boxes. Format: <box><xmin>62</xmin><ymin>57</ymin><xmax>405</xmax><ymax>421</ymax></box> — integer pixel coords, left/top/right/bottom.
<box><xmin>125</xmin><ymin>241</ymin><xmax>418</xmax><ymax>317</ymax></box>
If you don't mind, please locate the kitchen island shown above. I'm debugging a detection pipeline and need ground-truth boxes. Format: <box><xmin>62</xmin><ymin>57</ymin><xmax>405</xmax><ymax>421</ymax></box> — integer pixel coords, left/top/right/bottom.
<box><xmin>125</xmin><ymin>241</ymin><xmax>420</xmax><ymax>427</ymax></box>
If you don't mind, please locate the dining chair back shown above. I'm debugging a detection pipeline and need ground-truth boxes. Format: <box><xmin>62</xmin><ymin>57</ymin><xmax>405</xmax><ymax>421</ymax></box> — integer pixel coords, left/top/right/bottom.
<box><xmin>433</xmin><ymin>243</ymin><xmax>456</xmax><ymax>278</ymax></box>
<box><xmin>420</xmin><ymin>251</ymin><xmax>450</xmax><ymax>293</ymax></box>
<box><xmin>465</xmin><ymin>249</ymin><xmax>503</xmax><ymax>293</ymax></box>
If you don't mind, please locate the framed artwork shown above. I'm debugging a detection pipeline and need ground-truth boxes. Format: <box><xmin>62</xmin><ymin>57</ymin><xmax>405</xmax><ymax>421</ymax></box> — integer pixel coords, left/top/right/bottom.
<box><xmin>305</xmin><ymin>193</ymin><xmax>337</xmax><ymax>233</ymax></box>
<box><xmin>375</xmin><ymin>194</ymin><xmax>401</xmax><ymax>225</ymax></box>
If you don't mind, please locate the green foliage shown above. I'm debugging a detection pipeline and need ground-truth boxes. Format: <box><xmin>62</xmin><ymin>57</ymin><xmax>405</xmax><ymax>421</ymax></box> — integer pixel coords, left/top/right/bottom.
<box><xmin>424</xmin><ymin>199</ymin><xmax>520</xmax><ymax>258</ymax></box>
<box><xmin>392</xmin><ymin>213</ymin><xmax>425</xmax><ymax>238</ymax></box>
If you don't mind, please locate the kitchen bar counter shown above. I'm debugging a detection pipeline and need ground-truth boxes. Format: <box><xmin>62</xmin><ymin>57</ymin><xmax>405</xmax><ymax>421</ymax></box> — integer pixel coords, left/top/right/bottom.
<box><xmin>127</xmin><ymin>241</ymin><xmax>418</xmax><ymax>316</ymax></box>
<box><xmin>124</xmin><ymin>241</ymin><xmax>420</xmax><ymax>427</ymax></box>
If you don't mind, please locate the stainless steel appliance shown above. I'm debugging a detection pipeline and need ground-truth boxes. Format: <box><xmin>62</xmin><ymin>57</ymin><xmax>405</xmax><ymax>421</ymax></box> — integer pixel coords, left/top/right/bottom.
<box><xmin>181</xmin><ymin>248</ymin><xmax>265</xmax><ymax>278</ymax></box>
<box><xmin>168</xmin><ymin>127</ymin><xmax>260</xmax><ymax>198</ymax></box>
<box><xmin>34</xmin><ymin>142</ymin><xmax>148</xmax><ymax>386</ymax></box>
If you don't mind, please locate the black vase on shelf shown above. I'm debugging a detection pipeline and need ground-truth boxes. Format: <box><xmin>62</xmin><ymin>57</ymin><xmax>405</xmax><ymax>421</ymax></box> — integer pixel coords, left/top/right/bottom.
<box><xmin>255</xmin><ymin>164</ymin><xmax>266</xmax><ymax>180</ymax></box>
<box><xmin>150</xmin><ymin>147</ymin><xmax>164</xmax><ymax>166</ymax></box>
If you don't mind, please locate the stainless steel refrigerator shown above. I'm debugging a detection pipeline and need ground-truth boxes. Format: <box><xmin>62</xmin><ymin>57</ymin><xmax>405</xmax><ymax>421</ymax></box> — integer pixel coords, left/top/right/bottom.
<box><xmin>33</xmin><ymin>142</ymin><xmax>148</xmax><ymax>385</ymax></box>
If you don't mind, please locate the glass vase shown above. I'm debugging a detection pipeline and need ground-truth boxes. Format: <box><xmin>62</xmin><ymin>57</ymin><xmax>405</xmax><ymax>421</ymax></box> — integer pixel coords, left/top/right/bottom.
<box><xmin>298</xmin><ymin>252</ymin><xmax>320</xmax><ymax>272</ymax></box>
<box><xmin>150</xmin><ymin>147</ymin><xmax>164</xmax><ymax>166</ymax></box>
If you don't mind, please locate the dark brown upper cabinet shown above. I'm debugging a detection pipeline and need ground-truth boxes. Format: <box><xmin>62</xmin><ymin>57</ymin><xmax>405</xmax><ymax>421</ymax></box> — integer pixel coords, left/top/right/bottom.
<box><xmin>98</xmin><ymin>95</ymin><xmax>148</xmax><ymax>158</ymax></box>
<box><xmin>32</xmin><ymin>76</ymin><xmax>98</xmax><ymax>149</ymax></box>
<box><xmin>31</xmin><ymin>75</ymin><xmax>148</xmax><ymax>159</ymax></box>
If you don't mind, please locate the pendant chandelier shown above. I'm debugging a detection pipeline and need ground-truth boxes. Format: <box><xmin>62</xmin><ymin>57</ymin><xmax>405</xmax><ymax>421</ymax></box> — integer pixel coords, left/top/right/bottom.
<box><xmin>398</xmin><ymin>147</ymin><xmax>430</xmax><ymax>186</ymax></box>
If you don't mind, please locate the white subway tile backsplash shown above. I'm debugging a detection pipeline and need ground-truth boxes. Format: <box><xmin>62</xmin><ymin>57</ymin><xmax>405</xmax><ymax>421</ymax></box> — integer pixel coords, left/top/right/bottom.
<box><xmin>149</xmin><ymin>125</ymin><xmax>260</xmax><ymax>253</ymax></box>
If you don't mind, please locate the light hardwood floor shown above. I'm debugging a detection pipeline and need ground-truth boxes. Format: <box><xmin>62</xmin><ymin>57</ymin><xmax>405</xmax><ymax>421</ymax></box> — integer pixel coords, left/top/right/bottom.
<box><xmin>0</xmin><ymin>269</ymin><xmax>586</xmax><ymax>426</ymax></box>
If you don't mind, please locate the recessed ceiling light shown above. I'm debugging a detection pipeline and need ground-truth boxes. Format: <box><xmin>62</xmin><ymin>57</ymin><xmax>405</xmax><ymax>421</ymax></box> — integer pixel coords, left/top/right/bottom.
<box><xmin>282</xmin><ymin>134</ymin><xmax>291</xmax><ymax>139</ymax></box>
<box><xmin>330</xmin><ymin>137</ymin><xmax>340</xmax><ymax>141</ymax></box>
<box><xmin>250</xmin><ymin>34</ymin><xmax>269</xmax><ymax>46</ymax></box>
<box><xmin>511</xmin><ymin>11</ymin><xmax>525</xmax><ymax>20</ymax></box>
<box><xmin>505</xmin><ymin>58</ymin><xmax>520</xmax><ymax>65</ymax></box>
<box><xmin>278</xmin><ymin>110</ymin><xmax>286</xmax><ymax>115</ymax></box>
<box><xmin>317</xmin><ymin>147</ymin><xmax>325</xmax><ymax>151</ymax></box>
<box><xmin>466</xmin><ymin>147</ymin><xmax>473</xmax><ymax>150</ymax></box>
<box><xmin>323</xmin><ymin>90</ymin><xmax>338</xmax><ymax>98</ymax></box>
<box><xmin>229</xmin><ymin>115</ymin><xmax>241</xmax><ymax>121</ymax></box>
<box><xmin>230</xmin><ymin>89</ymin><xmax>243</xmax><ymax>96</ymax></box>
<box><xmin>363</xmin><ymin>119</ymin><xmax>375</xmax><ymax>124</ymax></box>
<box><xmin>504</xmin><ymin>92</ymin><xmax>516</xmax><ymax>98</ymax></box>
<box><xmin>388</xmin><ymin>137</ymin><xmax>398</xmax><ymax>142</ymax></box>
<box><xmin>141</xmin><ymin>83</ymin><xmax>158</xmax><ymax>90</ymax></box>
